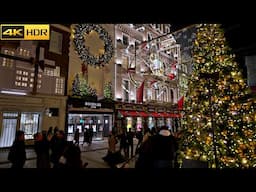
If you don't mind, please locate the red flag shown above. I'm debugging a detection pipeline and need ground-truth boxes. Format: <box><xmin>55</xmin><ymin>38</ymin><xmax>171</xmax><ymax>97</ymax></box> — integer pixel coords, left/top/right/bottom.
<box><xmin>136</xmin><ymin>81</ymin><xmax>145</xmax><ymax>103</ymax></box>
<box><xmin>178</xmin><ymin>96</ymin><xmax>184</xmax><ymax>110</ymax></box>
<box><xmin>168</xmin><ymin>73</ymin><xmax>175</xmax><ymax>80</ymax></box>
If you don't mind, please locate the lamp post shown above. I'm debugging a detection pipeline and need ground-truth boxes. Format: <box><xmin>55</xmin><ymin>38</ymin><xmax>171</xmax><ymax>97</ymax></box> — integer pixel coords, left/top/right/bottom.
<box><xmin>199</xmin><ymin>72</ymin><xmax>219</xmax><ymax>168</ymax></box>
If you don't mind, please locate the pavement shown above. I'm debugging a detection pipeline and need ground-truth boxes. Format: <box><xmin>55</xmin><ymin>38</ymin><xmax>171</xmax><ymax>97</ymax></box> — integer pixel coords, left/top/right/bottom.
<box><xmin>0</xmin><ymin>138</ymin><xmax>137</xmax><ymax>168</ymax></box>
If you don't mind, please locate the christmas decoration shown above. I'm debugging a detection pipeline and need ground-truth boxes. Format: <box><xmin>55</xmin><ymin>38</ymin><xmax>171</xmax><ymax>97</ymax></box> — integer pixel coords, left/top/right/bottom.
<box><xmin>73</xmin><ymin>24</ymin><xmax>114</xmax><ymax>67</ymax></box>
<box><xmin>103</xmin><ymin>82</ymin><xmax>113</xmax><ymax>99</ymax></box>
<box><xmin>179</xmin><ymin>24</ymin><xmax>256</xmax><ymax>168</ymax></box>
<box><xmin>71</xmin><ymin>73</ymin><xmax>97</xmax><ymax>98</ymax></box>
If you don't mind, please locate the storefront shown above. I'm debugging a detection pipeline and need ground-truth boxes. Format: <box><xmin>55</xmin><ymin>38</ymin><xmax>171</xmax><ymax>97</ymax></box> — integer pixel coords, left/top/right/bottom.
<box><xmin>116</xmin><ymin>107</ymin><xmax>181</xmax><ymax>132</ymax></box>
<box><xmin>67</xmin><ymin>97</ymin><xmax>114</xmax><ymax>142</ymax></box>
<box><xmin>0</xmin><ymin>94</ymin><xmax>67</xmax><ymax>148</ymax></box>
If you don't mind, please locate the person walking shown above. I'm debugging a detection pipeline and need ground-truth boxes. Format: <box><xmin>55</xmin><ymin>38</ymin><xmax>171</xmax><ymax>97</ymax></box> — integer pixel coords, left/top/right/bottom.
<box><xmin>8</xmin><ymin>130</ymin><xmax>27</xmax><ymax>168</ymax></box>
<box><xmin>150</xmin><ymin>125</ymin><xmax>177</xmax><ymax>168</ymax></box>
<box><xmin>74</xmin><ymin>129</ymin><xmax>80</xmax><ymax>146</ymax></box>
<box><xmin>34</xmin><ymin>131</ymin><xmax>51</xmax><ymax>168</ymax></box>
<box><xmin>50</xmin><ymin>130</ymin><xmax>68</xmax><ymax>168</ymax></box>
<box><xmin>127</xmin><ymin>128</ymin><xmax>134</xmax><ymax>158</ymax></box>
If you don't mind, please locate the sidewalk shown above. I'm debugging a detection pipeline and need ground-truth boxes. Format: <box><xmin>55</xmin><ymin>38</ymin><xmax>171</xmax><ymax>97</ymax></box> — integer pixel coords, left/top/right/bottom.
<box><xmin>0</xmin><ymin>137</ymin><xmax>109</xmax><ymax>165</ymax></box>
<box><xmin>0</xmin><ymin>138</ymin><xmax>138</xmax><ymax>168</ymax></box>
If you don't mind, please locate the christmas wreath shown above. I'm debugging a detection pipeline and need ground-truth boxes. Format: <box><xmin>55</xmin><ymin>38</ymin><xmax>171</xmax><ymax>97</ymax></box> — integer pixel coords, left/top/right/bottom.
<box><xmin>73</xmin><ymin>24</ymin><xmax>114</xmax><ymax>66</ymax></box>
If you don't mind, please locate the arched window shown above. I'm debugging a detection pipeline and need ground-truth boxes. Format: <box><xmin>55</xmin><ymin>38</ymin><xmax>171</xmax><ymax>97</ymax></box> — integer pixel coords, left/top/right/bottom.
<box><xmin>162</xmin><ymin>87</ymin><xmax>168</xmax><ymax>102</ymax></box>
<box><xmin>170</xmin><ymin>89</ymin><xmax>174</xmax><ymax>103</ymax></box>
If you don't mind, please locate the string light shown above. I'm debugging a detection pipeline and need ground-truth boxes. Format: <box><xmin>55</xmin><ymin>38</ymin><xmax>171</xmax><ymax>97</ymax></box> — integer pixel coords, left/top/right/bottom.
<box><xmin>179</xmin><ymin>24</ymin><xmax>256</xmax><ymax>168</ymax></box>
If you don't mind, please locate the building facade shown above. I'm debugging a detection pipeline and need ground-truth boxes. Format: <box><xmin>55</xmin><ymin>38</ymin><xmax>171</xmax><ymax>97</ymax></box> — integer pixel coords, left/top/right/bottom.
<box><xmin>67</xmin><ymin>24</ymin><xmax>115</xmax><ymax>141</ymax></box>
<box><xmin>0</xmin><ymin>24</ymin><xmax>70</xmax><ymax>147</ymax></box>
<box><xmin>113</xmin><ymin>24</ymin><xmax>183</xmax><ymax>133</ymax></box>
<box><xmin>67</xmin><ymin>24</ymin><xmax>185</xmax><ymax>140</ymax></box>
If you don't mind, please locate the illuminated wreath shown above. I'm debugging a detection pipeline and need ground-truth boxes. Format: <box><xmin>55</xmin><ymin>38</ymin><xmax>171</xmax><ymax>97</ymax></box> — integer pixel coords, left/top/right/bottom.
<box><xmin>73</xmin><ymin>24</ymin><xmax>114</xmax><ymax>66</ymax></box>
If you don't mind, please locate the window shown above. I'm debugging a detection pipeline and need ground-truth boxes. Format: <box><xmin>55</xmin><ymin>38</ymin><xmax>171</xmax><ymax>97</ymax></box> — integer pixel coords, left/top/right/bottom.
<box><xmin>49</xmin><ymin>30</ymin><xmax>63</xmax><ymax>54</ymax></box>
<box><xmin>147</xmin><ymin>88</ymin><xmax>152</xmax><ymax>100</ymax></box>
<box><xmin>163</xmin><ymin>89</ymin><xmax>167</xmax><ymax>102</ymax></box>
<box><xmin>0</xmin><ymin>113</ymin><xmax>18</xmax><ymax>147</ymax></box>
<box><xmin>170</xmin><ymin>89</ymin><xmax>174</xmax><ymax>103</ymax></box>
<box><xmin>122</xmin><ymin>56</ymin><xmax>129</xmax><ymax>69</ymax></box>
<box><xmin>20</xmin><ymin>113</ymin><xmax>40</xmax><ymax>140</ymax></box>
<box><xmin>123</xmin><ymin>34</ymin><xmax>129</xmax><ymax>46</ymax></box>
<box><xmin>155</xmin><ymin>89</ymin><xmax>159</xmax><ymax>101</ymax></box>
<box><xmin>18</xmin><ymin>48</ymin><xmax>31</xmax><ymax>57</ymax></box>
<box><xmin>166</xmin><ymin>26</ymin><xmax>170</xmax><ymax>34</ymax></box>
<box><xmin>44</xmin><ymin>67</ymin><xmax>54</xmax><ymax>76</ymax></box>
<box><xmin>55</xmin><ymin>77</ymin><xmax>64</xmax><ymax>95</ymax></box>
<box><xmin>2</xmin><ymin>49</ymin><xmax>15</xmax><ymax>68</ymax></box>
<box><xmin>15</xmin><ymin>69</ymin><xmax>30</xmax><ymax>88</ymax></box>
<box><xmin>123</xmin><ymin>80</ymin><xmax>129</xmax><ymax>102</ymax></box>
<box><xmin>147</xmin><ymin>32</ymin><xmax>152</xmax><ymax>41</ymax></box>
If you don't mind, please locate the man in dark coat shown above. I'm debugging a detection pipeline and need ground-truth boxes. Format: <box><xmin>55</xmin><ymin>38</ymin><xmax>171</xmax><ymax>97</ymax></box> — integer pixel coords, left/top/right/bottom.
<box><xmin>50</xmin><ymin>130</ymin><xmax>68</xmax><ymax>168</ymax></box>
<box><xmin>8</xmin><ymin>130</ymin><xmax>27</xmax><ymax>168</ymax></box>
<box><xmin>150</xmin><ymin>126</ymin><xmax>177</xmax><ymax>168</ymax></box>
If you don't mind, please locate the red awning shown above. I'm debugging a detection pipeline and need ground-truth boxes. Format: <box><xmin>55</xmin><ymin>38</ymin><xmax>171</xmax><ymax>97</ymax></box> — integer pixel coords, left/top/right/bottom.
<box><xmin>119</xmin><ymin>110</ymin><xmax>139</xmax><ymax>117</ymax></box>
<box><xmin>149</xmin><ymin>112</ymin><xmax>162</xmax><ymax>118</ymax></box>
<box><xmin>137</xmin><ymin>111</ymin><xmax>149</xmax><ymax>117</ymax></box>
<box><xmin>162</xmin><ymin>112</ymin><xmax>170</xmax><ymax>118</ymax></box>
<box><xmin>127</xmin><ymin>111</ymin><xmax>138</xmax><ymax>117</ymax></box>
<box><xmin>168</xmin><ymin>113</ymin><xmax>182</xmax><ymax>118</ymax></box>
<box><xmin>119</xmin><ymin>110</ymin><xmax>181</xmax><ymax>118</ymax></box>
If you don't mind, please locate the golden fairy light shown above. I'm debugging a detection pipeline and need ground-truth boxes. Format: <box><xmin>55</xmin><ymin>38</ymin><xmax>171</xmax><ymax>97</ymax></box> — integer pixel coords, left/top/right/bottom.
<box><xmin>242</xmin><ymin>158</ymin><xmax>247</xmax><ymax>165</ymax></box>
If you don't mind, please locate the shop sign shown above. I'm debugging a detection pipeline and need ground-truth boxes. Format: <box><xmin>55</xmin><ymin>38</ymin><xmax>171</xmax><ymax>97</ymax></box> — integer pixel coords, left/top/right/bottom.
<box><xmin>84</xmin><ymin>102</ymin><xmax>101</xmax><ymax>108</ymax></box>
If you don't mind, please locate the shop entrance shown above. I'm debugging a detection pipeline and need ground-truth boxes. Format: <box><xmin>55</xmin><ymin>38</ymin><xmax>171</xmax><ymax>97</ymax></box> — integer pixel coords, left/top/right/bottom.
<box><xmin>67</xmin><ymin>113</ymin><xmax>113</xmax><ymax>142</ymax></box>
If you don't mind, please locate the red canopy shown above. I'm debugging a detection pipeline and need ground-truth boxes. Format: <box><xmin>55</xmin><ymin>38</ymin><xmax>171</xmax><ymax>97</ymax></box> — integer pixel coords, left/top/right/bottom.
<box><xmin>118</xmin><ymin>110</ymin><xmax>182</xmax><ymax>118</ymax></box>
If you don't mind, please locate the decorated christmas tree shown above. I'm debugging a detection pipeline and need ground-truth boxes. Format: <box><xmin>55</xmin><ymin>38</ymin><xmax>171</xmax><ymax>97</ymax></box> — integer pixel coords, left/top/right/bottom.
<box><xmin>103</xmin><ymin>82</ymin><xmax>113</xmax><ymax>99</ymax></box>
<box><xmin>72</xmin><ymin>73</ymin><xmax>97</xmax><ymax>98</ymax></box>
<box><xmin>179</xmin><ymin>24</ymin><xmax>256</xmax><ymax>168</ymax></box>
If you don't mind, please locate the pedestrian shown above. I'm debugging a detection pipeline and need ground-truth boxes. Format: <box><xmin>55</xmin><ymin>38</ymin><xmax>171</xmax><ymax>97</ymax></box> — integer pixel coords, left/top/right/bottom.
<box><xmin>74</xmin><ymin>129</ymin><xmax>80</xmax><ymax>146</ymax></box>
<box><xmin>135</xmin><ymin>128</ymin><xmax>143</xmax><ymax>154</ymax></box>
<box><xmin>59</xmin><ymin>143</ymin><xmax>85</xmax><ymax>168</ymax></box>
<box><xmin>118</xmin><ymin>129</ymin><xmax>128</xmax><ymax>159</ymax></box>
<box><xmin>135</xmin><ymin>128</ymin><xmax>153</xmax><ymax>168</ymax></box>
<box><xmin>88</xmin><ymin>126</ymin><xmax>93</xmax><ymax>145</ymax></box>
<box><xmin>150</xmin><ymin>125</ymin><xmax>177</xmax><ymax>168</ymax></box>
<box><xmin>127</xmin><ymin>128</ymin><xmax>134</xmax><ymax>158</ymax></box>
<box><xmin>50</xmin><ymin>130</ymin><xmax>68</xmax><ymax>168</ymax></box>
<box><xmin>8</xmin><ymin>130</ymin><xmax>27</xmax><ymax>168</ymax></box>
<box><xmin>47</xmin><ymin>126</ymin><xmax>53</xmax><ymax>141</ymax></box>
<box><xmin>34</xmin><ymin>131</ymin><xmax>51</xmax><ymax>168</ymax></box>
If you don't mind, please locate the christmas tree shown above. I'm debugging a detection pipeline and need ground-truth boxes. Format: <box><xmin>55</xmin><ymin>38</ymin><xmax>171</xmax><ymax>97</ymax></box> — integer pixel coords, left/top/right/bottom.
<box><xmin>72</xmin><ymin>73</ymin><xmax>97</xmax><ymax>98</ymax></box>
<box><xmin>179</xmin><ymin>24</ymin><xmax>256</xmax><ymax>168</ymax></box>
<box><xmin>103</xmin><ymin>82</ymin><xmax>113</xmax><ymax>99</ymax></box>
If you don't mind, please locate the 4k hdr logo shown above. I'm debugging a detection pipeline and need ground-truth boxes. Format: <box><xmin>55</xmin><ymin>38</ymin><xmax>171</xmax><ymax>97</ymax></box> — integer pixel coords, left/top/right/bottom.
<box><xmin>0</xmin><ymin>24</ymin><xmax>50</xmax><ymax>40</ymax></box>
